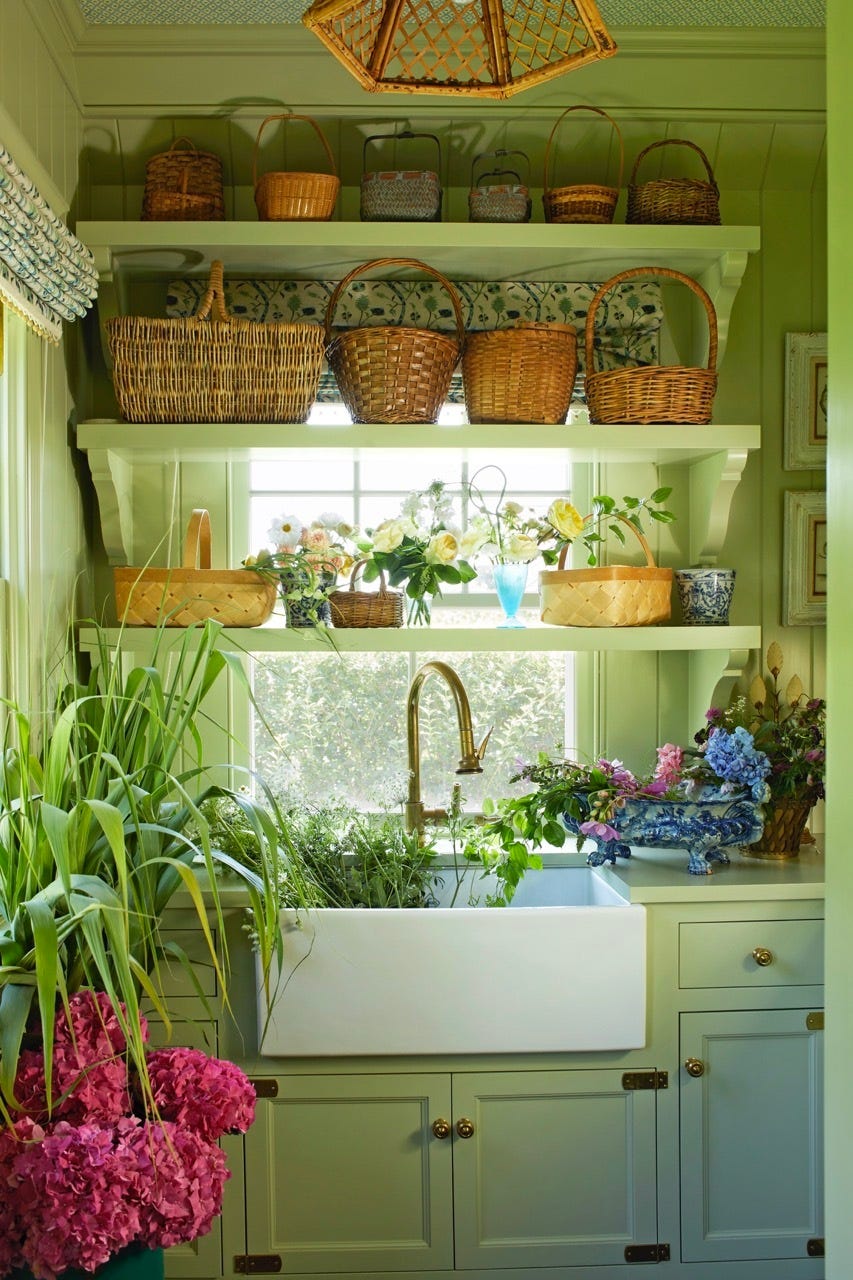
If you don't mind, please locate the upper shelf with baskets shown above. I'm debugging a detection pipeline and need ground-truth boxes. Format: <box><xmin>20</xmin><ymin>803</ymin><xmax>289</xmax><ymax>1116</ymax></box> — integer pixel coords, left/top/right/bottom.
<box><xmin>78</xmin><ymin>221</ymin><xmax>760</xmax><ymax>369</ymax></box>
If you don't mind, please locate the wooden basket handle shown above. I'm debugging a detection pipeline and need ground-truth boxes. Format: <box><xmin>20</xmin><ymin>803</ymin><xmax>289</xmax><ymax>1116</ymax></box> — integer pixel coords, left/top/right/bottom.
<box><xmin>324</xmin><ymin>256</ymin><xmax>465</xmax><ymax>349</ymax></box>
<box><xmin>182</xmin><ymin>509</ymin><xmax>212</xmax><ymax>569</ymax></box>
<box><xmin>167</xmin><ymin>136</ymin><xmax>200</xmax><ymax>154</ymax></box>
<box><xmin>471</xmin><ymin>148</ymin><xmax>530</xmax><ymax>187</ymax></box>
<box><xmin>194</xmin><ymin>260</ymin><xmax>230</xmax><ymax>323</ymax></box>
<box><xmin>253</xmin><ymin>112</ymin><xmax>337</xmax><ymax>189</ymax></box>
<box><xmin>584</xmin><ymin>265</ymin><xmax>718</xmax><ymax>376</ymax></box>
<box><xmin>348</xmin><ymin>557</ymin><xmax>388</xmax><ymax>592</ymax></box>
<box><xmin>363</xmin><ymin>129</ymin><xmax>442</xmax><ymax>172</ymax></box>
<box><xmin>556</xmin><ymin>513</ymin><xmax>656</xmax><ymax>570</ymax></box>
<box><xmin>628</xmin><ymin>138</ymin><xmax>718</xmax><ymax>189</ymax></box>
<box><xmin>543</xmin><ymin>105</ymin><xmax>624</xmax><ymax>190</ymax></box>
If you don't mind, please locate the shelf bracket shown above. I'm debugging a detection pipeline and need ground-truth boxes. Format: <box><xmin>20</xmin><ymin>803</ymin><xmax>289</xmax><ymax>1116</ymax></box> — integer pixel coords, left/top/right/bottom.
<box><xmin>695</xmin><ymin>248</ymin><xmax>751</xmax><ymax>368</ymax></box>
<box><xmin>689</xmin><ymin>647</ymin><xmax>753</xmax><ymax>729</ymax></box>
<box><xmin>90</xmin><ymin>245</ymin><xmax>119</xmax><ymax>372</ymax></box>
<box><xmin>87</xmin><ymin>447</ymin><xmax>133</xmax><ymax>565</ymax></box>
<box><xmin>659</xmin><ymin>447</ymin><xmax>751</xmax><ymax>567</ymax></box>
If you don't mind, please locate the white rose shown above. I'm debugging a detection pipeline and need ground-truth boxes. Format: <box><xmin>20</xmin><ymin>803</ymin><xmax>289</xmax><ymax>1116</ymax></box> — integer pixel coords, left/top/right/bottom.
<box><xmin>426</xmin><ymin>531</ymin><xmax>459</xmax><ymax>565</ymax></box>
<box><xmin>505</xmin><ymin>533</ymin><xmax>540</xmax><ymax>563</ymax></box>
<box><xmin>371</xmin><ymin>520</ymin><xmax>407</xmax><ymax>553</ymax></box>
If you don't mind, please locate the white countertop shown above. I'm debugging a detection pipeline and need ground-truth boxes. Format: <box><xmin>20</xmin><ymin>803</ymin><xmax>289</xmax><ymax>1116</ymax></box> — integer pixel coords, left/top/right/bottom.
<box><xmin>593</xmin><ymin>842</ymin><xmax>825</xmax><ymax>904</ymax></box>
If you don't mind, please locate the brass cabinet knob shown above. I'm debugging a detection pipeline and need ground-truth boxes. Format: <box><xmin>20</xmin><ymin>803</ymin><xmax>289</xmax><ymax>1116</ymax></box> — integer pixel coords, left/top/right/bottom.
<box><xmin>752</xmin><ymin>946</ymin><xmax>774</xmax><ymax>967</ymax></box>
<box><xmin>455</xmin><ymin>1117</ymin><xmax>475</xmax><ymax>1139</ymax></box>
<box><xmin>684</xmin><ymin>1057</ymin><xmax>705</xmax><ymax>1078</ymax></box>
<box><xmin>431</xmin><ymin>1118</ymin><xmax>451</xmax><ymax>1140</ymax></box>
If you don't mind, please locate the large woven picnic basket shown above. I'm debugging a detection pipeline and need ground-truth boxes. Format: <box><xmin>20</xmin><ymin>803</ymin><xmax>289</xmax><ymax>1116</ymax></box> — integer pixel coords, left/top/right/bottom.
<box><xmin>325</xmin><ymin>257</ymin><xmax>465</xmax><ymax>424</ymax></box>
<box><xmin>626</xmin><ymin>138</ymin><xmax>721</xmax><ymax>225</ymax></box>
<box><xmin>543</xmin><ymin>105</ymin><xmax>624</xmax><ymax>225</ymax></box>
<box><xmin>539</xmin><ymin>518</ymin><xmax>672</xmax><ymax>628</ymax></box>
<box><xmin>253</xmin><ymin>112</ymin><xmax>340</xmax><ymax>221</ymax></box>
<box><xmin>114</xmin><ymin>509</ymin><xmax>276</xmax><ymax>628</ymax></box>
<box><xmin>462</xmin><ymin>323</ymin><xmax>577</xmax><ymax>424</ymax></box>
<box><xmin>107</xmin><ymin>260</ymin><xmax>325</xmax><ymax>423</ymax></box>
<box><xmin>141</xmin><ymin>137</ymin><xmax>225</xmax><ymax>222</ymax></box>
<box><xmin>328</xmin><ymin>559</ymin><xmax>404</xmax><ymax>628</ymax></box>
<box><xmin>584</xmin><ymin>267</ymin><xmax>718</xmax><ymax>425</ymax></box>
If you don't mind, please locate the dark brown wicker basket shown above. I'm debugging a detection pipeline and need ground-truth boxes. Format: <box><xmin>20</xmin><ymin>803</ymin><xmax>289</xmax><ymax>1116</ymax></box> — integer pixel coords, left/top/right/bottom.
<box><xmin>584</xmin><ymin>267</ymin><xmax>718</xmax><ymax>425</ymax></box>
<box><xmin>462</xmin><ymin>323</ymin><xmax>577</xmax><ymax>424</ymax></box>
<box><xmin>328</xmin><ymin>560</ymin><xmax>404</xmax><ymax>628</ymax></box>
<box><xmin>626</xmin><ymin>139</ymin><xmax>721</xmax><ymax>225</ymax></box>
<box><xmin>324</xmin><ymin>257</ymin><xmax>465</xmax><ymax>425</ymax></box>
<box><xmin>543</xmin><ymin>105</ymin><xmax>624</xmax><ymax>225</ymax></box>
<box><xmin>142</xmin><ymin>137</ymin><xmax>225</xmax><ymax>222</ymax></box>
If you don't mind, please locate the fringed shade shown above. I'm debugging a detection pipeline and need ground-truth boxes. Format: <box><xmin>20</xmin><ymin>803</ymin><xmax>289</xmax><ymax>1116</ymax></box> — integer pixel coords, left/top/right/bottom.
<box><xmin>302</xmin><ymin>0</ymin><xmax>617</xmax><ymax>98</ymax></box>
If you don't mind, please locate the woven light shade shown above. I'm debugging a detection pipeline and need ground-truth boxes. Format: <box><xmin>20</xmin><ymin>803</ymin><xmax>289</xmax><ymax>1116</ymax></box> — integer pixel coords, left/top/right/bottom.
<box><xmin>302</xmin><ymin>0</ymin><xmax>617</xmax><ymax>99</ymax></box>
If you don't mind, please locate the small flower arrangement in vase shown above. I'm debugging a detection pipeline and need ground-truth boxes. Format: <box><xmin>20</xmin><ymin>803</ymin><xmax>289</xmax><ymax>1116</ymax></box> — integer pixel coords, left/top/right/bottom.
<box><xmin>464</xmin><ymin>465</ymin><xmax>552</xmax><ymax>628</ymax></box>
<box><xmin>358</xmin><ymin>480</ymin><xmax>476</xmax><ymax>625</ymax></box>
<box><xmin>245</xmin><ymin>512</ymin><xmax>356</xmax><ymax>628</ymax></box>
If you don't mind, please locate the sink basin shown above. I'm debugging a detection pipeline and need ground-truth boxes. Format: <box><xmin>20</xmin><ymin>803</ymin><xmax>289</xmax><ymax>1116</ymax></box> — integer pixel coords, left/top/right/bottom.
<box><xmin>257</xmin><ymin>866</ymin><xmax>646</xmax><ymax>1057</ymax></box>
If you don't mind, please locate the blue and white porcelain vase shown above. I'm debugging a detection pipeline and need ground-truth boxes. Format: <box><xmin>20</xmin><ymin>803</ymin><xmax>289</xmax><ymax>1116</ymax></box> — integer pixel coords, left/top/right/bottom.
<box><xmin>674</xmin><ymin>567</ymin><xmax>736</xmax><ymax>626</ymax></box>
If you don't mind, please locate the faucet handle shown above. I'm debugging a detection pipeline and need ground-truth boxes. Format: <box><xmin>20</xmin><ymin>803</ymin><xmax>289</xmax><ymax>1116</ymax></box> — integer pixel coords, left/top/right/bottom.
<box><xmin>476</xmin><ymin>726</ymin><xmax>493</xmax><ymax>761</ymax></box>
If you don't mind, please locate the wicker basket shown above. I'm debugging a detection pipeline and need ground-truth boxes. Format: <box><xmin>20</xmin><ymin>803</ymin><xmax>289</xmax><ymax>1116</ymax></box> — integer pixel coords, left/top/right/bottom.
<box><xmin>360</xmin><ymin>130</ymin><xmax>442</xmax><ymax>222</ymax></box>
<box><xmin>114</xmin><ymin>510</ymin><xmax>276</xmax><ymax>628</ymax></box>
<box><xmin>539</xmin><ymin>518</ymin><xmax>672</xmax><ymax>628</ymax></box>
<box><xmin>543</xmin><ymin>106</ymin><xmax>624</xmax><ymax>225</ymax></box>
<box><xmin>325</xmin><ymin>257</ymin><xmax>465</xmax><ymax>424</ymax></box>
<box><xmin>744</xmin><ymin>797</ymin><xmax>813</xmax><ymax>859</ymax></box>
<box><xmin>142</xmin><ymin>137</ymin><xmax>225</xmax><ymax>222</ymax></box>
<box><xmin>107</xmin><ymin>260</ymin><xmax>325</xmax><ymax>424</ymax></box>
<box><xmin>462</xmin><ymin>323</ymin><xmax>577</xmax><ymax>424</ymax></box>
<box><xmin>584</xmin><ymin>267</ymin><xmax>718</xmax><ymax>425</ymax></box>
<box><xmin>468</xmin><ymin>149</ymin><xmax>531</xmax><ymax>223</ymax></box>
<box><xmin>626</xmin><ymin>139</ymin><xmax>721</xmax><ymax>225</ymax></box>
<box><xmin>253</xmin><ymin>113</ymin><xmax>340</xmax><ymax>221</ymax></box>
<box><xmin>328</xmin><ymin>559</ymin><xmax>404</xmax><ymax>628</ymax></box>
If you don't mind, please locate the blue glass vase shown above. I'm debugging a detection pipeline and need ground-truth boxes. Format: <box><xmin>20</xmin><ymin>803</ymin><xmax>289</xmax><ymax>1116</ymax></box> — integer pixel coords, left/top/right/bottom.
<box><xmin>493</xmin><ymin>562</ymin><xmax>528</xmax><ymax>629</ymax></box>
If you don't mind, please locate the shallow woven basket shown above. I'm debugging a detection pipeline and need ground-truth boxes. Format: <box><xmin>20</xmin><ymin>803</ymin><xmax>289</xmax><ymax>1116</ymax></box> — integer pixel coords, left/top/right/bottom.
<box><xmin>142</xmin><ymin>137</ymin><xmax>225</xmax><ymax>222</ymax></box>
<box><xmin>107</xmin><ymin>260</ymin><xmax>325</xmax><ymax>423</ymax></box>
<box><xmin>114</xmin><ymin>509</ymin><xmax>276</xmax><ymax>628</ymax></box>
<box><xmin>468</xmin><ymin>149</ymin><xmax>531</xmax><ymax>223</ymax></box>
<box><xmin>360</xmin><ymin>130</ymin><xmax>442</xmax><ymax>222</ymax></box>
<box><xmin>325</xmin><ymin>257</ymin><xmax>465</xmax><ymax>425</ymax></box>
<box><xmin>253</xmin><ymin>113</ymin><xmax>340</xmax><ymax>221</ymax></box>
<box><xmin>584</xmin><ymin>266</ymin><xmax>718</xmax><ymax>425</ymax></box>
<box><xmin>542</xmin><ymin>105</ymin><xmax>624</xmax><ymax>225</ymax></box>
<box><xmin>539</xmin><ymin>517</ymin><xmax>672</xmax><ymax>628</ymax></box>
<box><xmin>328</xmin><ymin>559</ymin><xmax>404</xmax><ymax>628</ymax></box>
<box><xmin>744</xmin><ymin>797</ymin><xmax>813</xmax><ymax>859</ymax></box>
<box><xmin>626</xmin><ymin>139</ymin><xmax>721</xmax><ymax>225</ymax></box>
<box><xmin>462</xmin><ymin>323</ymin><xmax>577</xmax><ymax>424</ymax></box>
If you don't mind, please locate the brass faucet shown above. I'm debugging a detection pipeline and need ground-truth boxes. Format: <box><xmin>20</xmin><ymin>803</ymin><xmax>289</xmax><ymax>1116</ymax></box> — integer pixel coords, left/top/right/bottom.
<box><xmin>404</xmin><ymin>660</ymin><xmax>492</xmax><ymax>833</ymax></box>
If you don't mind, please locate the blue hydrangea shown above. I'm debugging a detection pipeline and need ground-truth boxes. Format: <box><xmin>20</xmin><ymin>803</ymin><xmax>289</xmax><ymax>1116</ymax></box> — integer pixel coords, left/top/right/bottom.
<box><xmin>704</xmin><ymin>726</ymin><xmax>771</xmax><ymax>801</ymax></box>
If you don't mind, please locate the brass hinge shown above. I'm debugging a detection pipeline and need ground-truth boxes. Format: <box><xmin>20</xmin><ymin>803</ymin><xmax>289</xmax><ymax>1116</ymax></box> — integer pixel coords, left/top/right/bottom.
<box><xmin>806</xmin><ymin>1011</ymin><xmax>824</xmax><ymax>1031</ymax></box>
<box><xmin>625</xmin><ymin>1242</ymin><xmax>671</xmax><ymax>1263</ymax></box>
<box><xmin>234</xmin><ymin>1256</ymin><xmax>283</xmax><ymax>1274</ymax></box>
<box><xmin>623</xmin><ymin>1070</ymin><xmax>669</xmax><ymax>1091</ymax></box>
<box><xmin>807</xmin><ymin>1238</ymin><xmax>825</xmax><ymax>1257</ymax></box>
<box><xmin>249</xmin><ymin>1078</ymin><xmax>279</xmax><ymax>1098</ymax></box>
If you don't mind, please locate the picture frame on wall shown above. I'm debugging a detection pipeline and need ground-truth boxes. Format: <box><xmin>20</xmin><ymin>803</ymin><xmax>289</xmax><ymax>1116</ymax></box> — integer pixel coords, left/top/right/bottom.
<box><xmin>784</xmin><ymin>332</ymin><xmax>827</xmax><ymax>470</ymax></box>
<box><xmin>783</xmin><ymin>490</ymin><xmax>827</xmax><ymax>626</ymax></box>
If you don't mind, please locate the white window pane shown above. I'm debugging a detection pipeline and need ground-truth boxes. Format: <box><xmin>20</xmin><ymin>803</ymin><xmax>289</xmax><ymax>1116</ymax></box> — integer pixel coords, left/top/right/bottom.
<box><xmin>250</xmin><ymin>458</ymin><xmax>355</xmax><ymax>490</ymax></box>
<box><xmin>468</xmin><ymin>451</ymin><xmax>572</xmax><ymax>490</ymax></box>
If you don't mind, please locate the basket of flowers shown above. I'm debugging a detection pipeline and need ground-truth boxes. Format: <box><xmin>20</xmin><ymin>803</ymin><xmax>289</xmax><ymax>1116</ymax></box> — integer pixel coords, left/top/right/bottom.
<box><xmin>246</xmin><ymin>510</ymin><xmax>357</xmax><ymax>629</ymax></box>
<box><xmin>328</xmin><ymin>558</ymin><xmax>404</xmax><ymax>628</ymax></box>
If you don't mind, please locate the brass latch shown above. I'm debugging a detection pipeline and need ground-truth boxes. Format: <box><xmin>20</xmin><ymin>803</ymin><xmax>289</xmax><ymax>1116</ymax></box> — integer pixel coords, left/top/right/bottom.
<box><xmin>623</xmin><ymin>1070</ymin><xmax>669</xmax><ymax>1091</ymax></box>
<box><xmin>249</xmin><ymin>1078</ymin><xmax>279</xmax><ymax>1098</ymax></box>
<box><xmin>806</xmin><ymin>1011</ymin><xmax>824</xmax><ymax>1031</ymax></box>
<box><xmin>234</xmin><ymin>1256</ymin><xmax>283</xmax><ymax>1274</ymax></box>
<box><xmin>625</xmin><ymin>1242</ymin><xmax>671</xmax><ymax>1262</ymax></box>
<box><xmin>807</xmin><ymin>1238</ymin><xmax>825</xmax><ymax>1257</ymax></box>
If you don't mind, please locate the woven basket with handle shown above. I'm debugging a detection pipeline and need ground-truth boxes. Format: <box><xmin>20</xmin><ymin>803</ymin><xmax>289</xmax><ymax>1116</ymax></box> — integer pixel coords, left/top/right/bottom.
<box><xmin>584</xmin><ymin>267</ymin><xmax>718</xmax><ymax>425</ymax></box>
<box><xmin>539</xmin><ymin>516</ymin><xmax>672</xmax><ymax>628</ymax></box>
<box><xmin>626</xmin><ymin>138</ymin><xmax>721</xmax><ymax>225</ymax></box>
<box><xmin>542</xmin><ymin>105</ymin><xmax>624</xmax><ymax>225</ymax></box>
<box><xmin>142</xmin><ymin>137</ymin><xmax>225</xmax><ymax>222</ymax></box>
<box><xmin>328</xmin><ymin>559</ymin><xmax>404</xmax><ymax>629</ymax></box>
<box><xmin>114</xmin><ymin>509</ymin><xmax>276</xmax><ymax>628</ymax></box>
<box><xmin>107</xmin><ymin>260</ymin><xmax>325</xmax><ymax>423</ymax></box>
<box><xmin>253</xmin><ymin>113</ymin><xmax>340</xmax><ymax>221</ymax></box>
<box><xmin>325</xmin><ymin>257</ymin><xmax>465</xmax><ymax>424</ymax></box>
<box><xmin>468</xmin><ymin>149</ymin><xmax>531</xmax><ymax>223</ymax></box>
<box><xmin>462</xmin><ymin>323</ymin><xmax>577</xmax><ymax>424</ymax></box>
<box><xmin>360</xmin><ymin>131</ymin><xmax>442</xmax><ymax>222</ymax></box>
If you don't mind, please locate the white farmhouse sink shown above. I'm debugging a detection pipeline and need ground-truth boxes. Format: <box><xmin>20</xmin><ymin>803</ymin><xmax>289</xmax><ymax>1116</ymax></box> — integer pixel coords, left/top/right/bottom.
<box><xmin>257</xmin><ymin>866</ymin><xmax>646</xmax><ymax>1057</ymax></box>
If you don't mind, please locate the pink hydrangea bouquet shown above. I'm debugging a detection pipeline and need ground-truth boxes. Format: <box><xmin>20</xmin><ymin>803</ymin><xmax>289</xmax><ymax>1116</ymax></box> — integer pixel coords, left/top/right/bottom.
<box><xmin>0</xmin><ymin>991</ymin><xmax>256</xmax><ymax>1280</ymax></box>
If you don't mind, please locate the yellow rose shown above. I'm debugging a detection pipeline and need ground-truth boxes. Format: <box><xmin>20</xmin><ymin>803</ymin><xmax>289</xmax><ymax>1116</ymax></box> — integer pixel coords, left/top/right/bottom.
<box><xmin>371</xmin><ymin>520</ymin><xmax>407</xmax><ymax>553</ymax></box>
<box><xmin>547</xmin><ymin>499</ymin><xmax>585</xmax><ymax>541</ymax></box>
<box><xmin>426</xmin><ymin>531</ymin><xmax>459</xmax><ymax>565</ymax></box>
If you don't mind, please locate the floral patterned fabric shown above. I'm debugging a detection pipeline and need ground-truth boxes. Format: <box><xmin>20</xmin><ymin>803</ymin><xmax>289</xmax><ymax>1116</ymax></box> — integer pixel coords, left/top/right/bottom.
<box><xmin>0</xmin><ymin>145</ymin><xmax>99</xmax><ymax>344</ymax></box>
<box><xmin>166</xmin><ymin>276</ymin><xmax>662</xmax><ymax>404</ymax></box>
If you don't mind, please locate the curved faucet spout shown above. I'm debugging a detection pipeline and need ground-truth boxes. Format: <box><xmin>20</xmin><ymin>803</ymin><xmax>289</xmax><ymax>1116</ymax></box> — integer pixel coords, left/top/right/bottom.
<box><xmin>404</xmin><ymin>660</ymin><xmax>488</xmax><ymax>834</ymax></box>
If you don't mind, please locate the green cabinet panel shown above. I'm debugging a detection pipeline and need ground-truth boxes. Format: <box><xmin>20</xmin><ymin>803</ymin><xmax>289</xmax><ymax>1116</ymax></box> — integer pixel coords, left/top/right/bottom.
<box><xmin>680</xmin><ymin>1008</ymin><xmax>824</xmax><ymax>1264</ymax></box>
<box><xmin>451</xmin><ymin>1069</ymin><xmax>658</xmax><ymax>1270</ymax></box>
<box><xmin>244</xmin><ymin>1074</ymin><xmax>454</xmax><ymax>1273</ymax></box>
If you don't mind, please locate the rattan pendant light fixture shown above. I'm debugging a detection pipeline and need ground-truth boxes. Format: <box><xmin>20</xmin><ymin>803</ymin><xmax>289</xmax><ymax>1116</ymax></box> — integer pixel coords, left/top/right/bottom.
<box><xmin>302</xmin><ymin>0</ymin><xmax>617</xmax><ymax>99</ymax></box>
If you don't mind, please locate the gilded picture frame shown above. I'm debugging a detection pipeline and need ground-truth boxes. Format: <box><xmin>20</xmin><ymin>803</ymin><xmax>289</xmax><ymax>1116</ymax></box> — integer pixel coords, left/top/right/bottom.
<box><xmin>783</xmin><ymin>490</ymin><xmax>827</xmax><ymax>626</ymax></box>
<box><xmin>784</xmin><ymin>332</ymin><xmax>827</xmax><ymax>470</ymax></box>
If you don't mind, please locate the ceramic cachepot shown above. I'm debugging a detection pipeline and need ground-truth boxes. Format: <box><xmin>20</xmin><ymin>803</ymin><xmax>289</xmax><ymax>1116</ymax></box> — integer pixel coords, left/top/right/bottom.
<box><xmin>564</xmin><ymin>787</ymin><xmax>765</xmax><ymax>876</ymax></box>
<box><xmin>674</xmin><ymin>567</ymin><xmax>736</xmax><ymax>625</ymax></box>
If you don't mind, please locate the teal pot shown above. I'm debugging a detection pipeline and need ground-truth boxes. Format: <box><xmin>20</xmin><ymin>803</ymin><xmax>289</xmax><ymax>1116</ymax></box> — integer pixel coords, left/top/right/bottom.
<box><xmin>12</xmin><ymin>1245</ymin><xmax>164</xmax><ymax>1280</ymax></box>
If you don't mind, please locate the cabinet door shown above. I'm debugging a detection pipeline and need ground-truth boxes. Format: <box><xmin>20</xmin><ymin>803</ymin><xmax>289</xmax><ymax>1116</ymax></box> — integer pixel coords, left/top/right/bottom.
<box><xmin>680</xmin><ymin>1008</ymin><xmax>824</xmax><ymax>1264</ymax></box>
<box><xmin>245</xmin><ymin>1074</ymin><xmax>453</xmax><ymax>1273</ymax></box>
<box><xmin>452</xmin><ymin>1069</ymin><xmax>658</xmax><ymax>1270</ymax></box>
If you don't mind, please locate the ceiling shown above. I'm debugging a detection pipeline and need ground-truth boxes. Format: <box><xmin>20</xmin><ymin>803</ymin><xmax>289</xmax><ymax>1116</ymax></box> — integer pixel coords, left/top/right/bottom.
<box><xmin>73</xmin><ymin>1</ymin><xmax>825</xmax><ymax>28</ymax></box>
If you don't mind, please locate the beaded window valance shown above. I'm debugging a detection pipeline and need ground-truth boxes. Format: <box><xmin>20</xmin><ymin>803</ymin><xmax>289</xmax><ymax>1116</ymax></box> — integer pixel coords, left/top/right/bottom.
<box><xmin>0</xmin><ymin>144</ymin><xmax>99</xmax><ymax>344</ymax></box>
<box><xmin>167</xmin><ymin>277</ymin><xmax>662</xmax><ymax>403</ymax></box>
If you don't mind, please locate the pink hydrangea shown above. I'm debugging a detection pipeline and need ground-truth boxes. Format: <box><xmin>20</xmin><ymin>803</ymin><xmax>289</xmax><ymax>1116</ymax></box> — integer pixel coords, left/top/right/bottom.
<box><xmin>654</xmin><ymin>742</ymin><xmax>685</xmax><ymax>787</ymax></box>
<box><xmin>145</xmin><ymin>1048</ymin><xmax>256</xmax><ymax>1140</ymax></box>
<box><xmin>127</xmin><ymin>1121</ymin><xmax>230</xmax><ymax>1249</ymax></box>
